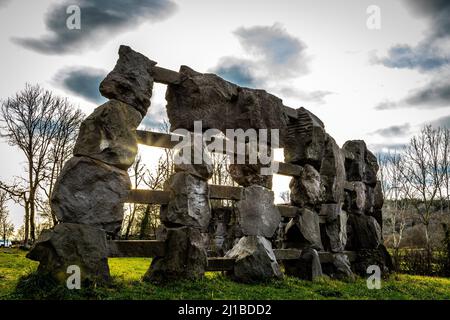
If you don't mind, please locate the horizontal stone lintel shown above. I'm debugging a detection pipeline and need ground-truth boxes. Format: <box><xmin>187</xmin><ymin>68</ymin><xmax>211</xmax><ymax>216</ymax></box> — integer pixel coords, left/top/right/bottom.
<box><xmin>106</xmin><ymin>240</ymin><xmax>355</xmax><ymax>270</ymax></box>
<box><xmin>149</xmin><ymin>66</ymin><xmax>299</xmax><ymax>119</ymax></box>
<box><xmin>126</xmin><ymin>188</ymin><xmax>325</xmax><ymax>223</ymax></box>
<box><xmin>136</xmin><ymin>130</ymin><xmax>303</xmax><ymax>177</ymax></box>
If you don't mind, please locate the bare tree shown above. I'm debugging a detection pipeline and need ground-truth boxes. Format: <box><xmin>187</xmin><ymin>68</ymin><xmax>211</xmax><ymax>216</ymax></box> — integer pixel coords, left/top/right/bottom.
<box><xmin>378</xmin><ymin>151</ymin><xmax>408</xmax><ymax>268</ymax></box>
<box><xmin>0</xmin><ymin>84</ymin><xmax>83</xmax><ymax>243</ymax></box>
<box><xmin>0</xmin><ymin>190</ymin><xmax>14</xmax><ymax>245</ymax></box>
<box><xmin>124</xmin><ymin>154</ymin><xmax>147</xmax><ymax>239</ymax></box>
<box><xmin>399</xmin><ymin>126</ymin><xmax>444</xmax><ymax>266</ymax></box>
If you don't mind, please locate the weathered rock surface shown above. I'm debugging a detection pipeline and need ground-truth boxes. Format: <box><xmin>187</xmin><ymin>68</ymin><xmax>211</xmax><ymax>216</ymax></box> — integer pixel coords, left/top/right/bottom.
<box><xmin>236</xmin><ymin>185</ymin><xmax>281</xmax><ymax>238</ymax></box>
<box><xmin>160</xmin><ymin>172</ymin><xmax>211</xmax><ymax>231</ymax></box>
<box><xmin>100</xmin><ymin>45</ymin><xmax>156</xmax><ymax>116</ymax></box>
<box><xmin>51</xmin><ymin>156</ymin><xmax>131</xmax><ymax>235</ymax></box>
<box><xmin>320</xmin><ymin>134</ymin><xmax>346</xmax><ymax>203</ymax></box>
<box><xmin>352</xmin><ymin>245</ymin><xmax>393</xmax><ymax>276</ymax></box>
<box><xmin>228</xmin><ymin>163</ymin><xmax>273</xmax><ymax>189</ymax></box>
<box><xmin>284</xmin><ymin>107</ymin><xmax>326</xmax><ymax>168</ymax></box>
<box><xmin>73</xmin><ymin>100</ymin><xmax>142</xmax><ymax>170</ymax></box>
<box><xmin>321</xmin><ymin>208</ymin><xmax>348</xmax><ymax>253</ymax></box>
<box><xmin>27</xmin><ymin>223</ymin><xmax>110</xmax><ymax>284</ymax></box>
<box><xmin>346</xmin><ymin>214</ymin><xmax>382</xmax><ymax>250</ymax></box>
<box><xmin>144</xmin><ymin>227</ymin><xmax>207</xmax><ymax>283</ymax></box>
<box><xmin>345</xmin><ymin>181</ymin><xmax>366</xmax><ymax>214</ymax></box>
<box><xmin>283</xmin><ymin>247</ymin><xmax>323</xmax><ymax>280</ymax></box>
<box><xmin>331</xmin><ymin>253</ymin><xmax>355</xmax><ymax>280</ymax></box>
<box><xmin>225</xmin><ymin>236</ymin><xmax>282</xmax><ymax>282</ymax></box>
<box><xmin>284</xmin><ymin>208</ymin><xmax>323</xmax><ymax>250</ymax></box>
<box><xmin>290</xmin><ymin>164</ymin><xmax>323</xmax><ymax>208</ymax></box>
<box><xmin>342</xmin><ymin>140</ymin><xmax>379</xmax><ymax>186</ymax></box>
<box><xmin>166</xmin><ymin>66</ymin><xmax>288</xmax><ymax>144</ymax></box>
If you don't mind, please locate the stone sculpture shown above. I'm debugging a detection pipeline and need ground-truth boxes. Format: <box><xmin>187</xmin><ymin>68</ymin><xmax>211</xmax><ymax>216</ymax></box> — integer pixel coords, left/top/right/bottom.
<box><xmin>28</xmin><ymin>45</ymin><xmax>391</xmax><ymax>286</ymax></box>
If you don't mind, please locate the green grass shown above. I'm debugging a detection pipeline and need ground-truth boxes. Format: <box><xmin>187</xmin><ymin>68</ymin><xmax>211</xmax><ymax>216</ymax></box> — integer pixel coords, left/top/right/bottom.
<box><xmin>1</xmin><ymin>248</ymin><xmax>450</xmax><ymax>300</ymax></box>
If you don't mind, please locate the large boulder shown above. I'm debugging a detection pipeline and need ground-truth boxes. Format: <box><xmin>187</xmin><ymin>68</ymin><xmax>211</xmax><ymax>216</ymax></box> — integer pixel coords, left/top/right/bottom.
<box><xmin>346</xmin><ymin>214</ymin><xmax>382</xmax><ymax>250</ymax></box>
<box><xmin>284</xmin><ymin>107</ymin><xmax>326</xmax><ymax>169</ymax></box>
<box><xmin>320</xmin><ymin>204</ymin><xmax>347</xmax><ymax>252</ymax></box>
<box><xmin>284</xmin><ymin>208</ymin><xmax>323</xmax><ymax>250</ymax></box>
<box><xmin>342</xmin><ymin>140</ymin><xmax>379</xmax><ymax>186</ymax></box>
<box><xmin>73</xmin><ymin>100</ymin><xmax>142</xmax><ymax>170</ymax></box>
<box><xmin>100</xmin><ymin>45</ymin><xmax>156</xmax><ymax>117</ymax></box>
<box><xmin>51</xmin><ymin>156</ymin><xmax>131</xmax><ymax>235</ymax></box>
<box><xmin>166</xmin><ymin>66</ymin><xmax>288</xmax><ymax>145</ymax></box>
<box><xmin>283</xmin><ymin>248</ymin><xmax>323</xmax><ymax>280</ymax></box>
<box><xmin>160</xmin><ymin>172</ymin><xmax>211</xmax><ymax>231</ymax></box>
<box><xmin>236</xmin><ymin>185</ymin><xmax>281</xmax><ymax>238</ymax></box>
<box><xmin>225</xmin><ymin>236</ymin><xmax>282</xmax><ymax>283</ymax></box>
<box><xmin>144</xmin><ymin>227</ymin><xmax>207</xmax><ymax>283</ymax></box>
<box><xmin>27</xmin><ymin>223</ymin><xmax>110</xmax><ymax>284</ymax></box>
<box><xmin>320</xmin><ymin>134</ymin><xmax>346</xmax><ymax>203</ymax></box>
<box><xmin>289</xmin><ymin>164</ymin><xmax>324</xmax><ymax>209</ymax></box>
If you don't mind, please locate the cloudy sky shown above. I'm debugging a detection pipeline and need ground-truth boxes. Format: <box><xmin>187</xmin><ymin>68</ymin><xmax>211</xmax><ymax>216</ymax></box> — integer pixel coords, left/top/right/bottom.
<box><xmin>1</xmin><ymin>0</ymin><xmax>449</xmax><ymax>228</ymax></box>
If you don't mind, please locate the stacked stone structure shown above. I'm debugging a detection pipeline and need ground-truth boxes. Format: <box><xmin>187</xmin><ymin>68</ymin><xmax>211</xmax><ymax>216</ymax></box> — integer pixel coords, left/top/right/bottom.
<box><xmin>28</xmin><ymin>45</ymin><xmax>391</xmax><ymax>286</ymax></box>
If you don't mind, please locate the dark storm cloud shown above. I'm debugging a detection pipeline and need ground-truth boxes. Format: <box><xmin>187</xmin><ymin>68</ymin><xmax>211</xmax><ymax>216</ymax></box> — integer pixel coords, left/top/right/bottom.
<box><xmin>12</xmin><ymin>0</ymin><xmax>177</xmax><ymax>55</ymax></box>
<box><xmin>429</xmin><ymin>114</ymin><xmax>450</xmax><ymax>129</ymax></box>
<box><xmin>234</xmin><ymin>23</ymin><xmax>310</xmax><ymax>77</ymax></box>
<box><xmin>375</xmin><ymin>76</ymin><xmax>450</xmax><ymax>110</ymax></box>
<box><xmin>370</xmin><ymin>123</ymin><xmax>411</xmax><ymax>137</ymax></box>
<box><xmin>212</xmin><ymin>23</ymin><xmax>320</xmax><ymax>102</ymax></box>
<box><xmin>376</xmin><ymin>0</ymin><xmax>450</xmax><ymax>72</ymax></box>
<box><xmin>405</xmin><ymin>78</ymin><xmax>450</xmax><ymax>107</ymax></box>
<box><xmin>378</xmin><ymin>44</ymin><xmax>449</xmax><ymax>71</ymax></box>
<box><xmin>213</xmin><ymin>57</ymin><xmax>259</xmax><ymax>88</ymax></box>
<box><xmin>55</xmin><ymin>66</ymin><xmax>107</xmax><ymax>103</ymax></box>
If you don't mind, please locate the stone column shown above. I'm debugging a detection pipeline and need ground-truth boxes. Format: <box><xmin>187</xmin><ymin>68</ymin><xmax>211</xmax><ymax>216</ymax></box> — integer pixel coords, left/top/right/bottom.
<box><xmin>342</xmin><ymin>140</ymin><xmax>393</xmax><ymax>275</ymax></box>
<box><xmin>225</xmin><ymin>158</ymin><xmax>282</xmax><ymax>283</ymax></box>
<box><xmin>144</xmin><ymin>138</ymin><xmax>213</xmax><ymax>283</ymax></box>
<box><xmin>27</xmin><ymin>45</ymin><xmax>155</xmax><ymax>285</ymax></box>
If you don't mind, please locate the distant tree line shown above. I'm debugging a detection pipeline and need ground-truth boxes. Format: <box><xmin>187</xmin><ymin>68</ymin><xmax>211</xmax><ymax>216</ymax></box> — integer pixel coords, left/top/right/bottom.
<box><xmin>379</xmin><ymin>125</ymin><xmax>450</xmax><ymax>274</ymax></box>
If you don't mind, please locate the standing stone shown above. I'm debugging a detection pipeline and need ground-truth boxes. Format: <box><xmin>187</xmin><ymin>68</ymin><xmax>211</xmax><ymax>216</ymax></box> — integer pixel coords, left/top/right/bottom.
<box><xmin>283</xmin><ymin>248</ymin><xmax>323</xmax><ymax>281</ymax></box>
<box><xmin>225</xmin><ymin>236</ymin><xmax>282</xmax><ymax>283</ymax></box>
<box><xmin>166</xmin><ymin>66</ymin><xmax>288</xmax><ymax>144</ymax></box>
<box><xmin>100</xmin><ymin>45</ymin><xmax>156</xmax><ymax>116</ymax></box>
<box><xmin>27</xmin><ymin>223</ymin><xmax>110</xmax><ymax>284</ymax></box>
<box><xmin>346</xmin><ymin>214</ymin><xmax>382</xmax><ymax>250</ymax></box>
<box><xmin>284</xmin><ymin>208</ymin><xmax>323</xmax><ymax>250</ymax></box>
<box><xmin>51</xmin><ymin>156</ymin><xmax>131</xmax><ymax>235</ymax></box>
<box><xmin>160</xmin><ymin>172</ymin><xmax>211</xmax><ymax>231</ymax></box>
<box><xmin>321</xmin><ymin>204</ymin><xmax>347</xmax><ymax>252</ymax></box>
<box><xmin>320</xmin><ymin>134</ymin><xmax>346</xmax><ymax>203</ymax></box>
<box><xmin>342</xmin><ymin>140</ymin><xmax>379</xmax><ymax>186</ymax></box>
<box><xmin>144</xmin><ymin>227</ymin><xmax>207</xmax><ymax>283</ymax></box>
<box><xmin>290</xmin><ymin>164</ymin><xmax>324</xmax><ymax>208</ymax></box>
<box><xmin>236</xmin><ymin>185</ymin><xmax>281</xmax><ymax>238</ymax></box>
<box><xmin>73</xmin><ymin>100</ymin><xmax>142</xmax><ymax>170</ymax></box>
<box><xmin>284</xmin><ymin>107</ymin><xmax>326</xmax><ymax>169</ymax></box>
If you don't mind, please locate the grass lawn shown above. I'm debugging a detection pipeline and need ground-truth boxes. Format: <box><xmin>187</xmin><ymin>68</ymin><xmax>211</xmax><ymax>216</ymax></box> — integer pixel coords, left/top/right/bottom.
<box><xmin>1</xmin><ymin>248</ymin><xmax>449</xmax><ymax>300</ymax></box>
